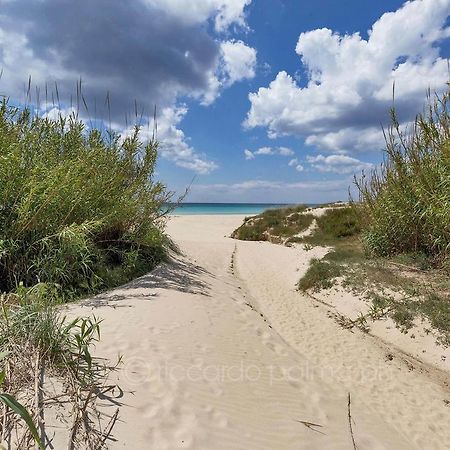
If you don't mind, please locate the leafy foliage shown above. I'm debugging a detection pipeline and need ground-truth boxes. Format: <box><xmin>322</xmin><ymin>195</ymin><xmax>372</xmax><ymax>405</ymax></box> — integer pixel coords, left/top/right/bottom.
<box><xmin>0</xmin><ymin>100</ymin><xmax>171</xmax><ymax>296</ymax></box>
<box><xmin>356</xmin><ymin>87</ymin><xmax>450</xmax><ymax>267</ymax></box>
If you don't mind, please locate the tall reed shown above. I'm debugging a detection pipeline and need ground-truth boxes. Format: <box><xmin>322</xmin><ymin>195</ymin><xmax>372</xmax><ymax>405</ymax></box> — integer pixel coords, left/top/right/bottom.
<box><xmin>356</xmin><ymin>86</ymin><xmax>450</xmax><ymax>266</ymax></box>
<box><xmin>0</xmin><ymin>100</ymin><xmax>171</xmax><ymax>295</ymax></box>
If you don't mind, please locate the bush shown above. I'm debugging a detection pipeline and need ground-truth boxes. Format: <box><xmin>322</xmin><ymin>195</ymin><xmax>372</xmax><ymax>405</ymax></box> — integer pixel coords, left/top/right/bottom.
<box><xmin>0</xmin><ymin>100</ymin><xmax>171</xmax><ymax>296</ymax></box>
<box><xmin>356</xmin><ymin>87</ymin><xmax>450</xmax><ymax>266</ymax></box>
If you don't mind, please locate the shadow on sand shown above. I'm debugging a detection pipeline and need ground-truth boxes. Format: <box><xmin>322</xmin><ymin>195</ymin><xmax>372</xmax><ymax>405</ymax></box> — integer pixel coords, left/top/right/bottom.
<box><xmin>81</xmin><ymin>253</ymin><xmax>211</xmax><ymax>309</ymax></box>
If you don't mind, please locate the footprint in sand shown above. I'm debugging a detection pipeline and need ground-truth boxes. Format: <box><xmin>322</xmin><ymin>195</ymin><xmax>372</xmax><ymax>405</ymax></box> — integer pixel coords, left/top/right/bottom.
<box><xmin>264</xmin><ymin>340</ymin><xmax>288</xmax><ymax>357</ymax></box>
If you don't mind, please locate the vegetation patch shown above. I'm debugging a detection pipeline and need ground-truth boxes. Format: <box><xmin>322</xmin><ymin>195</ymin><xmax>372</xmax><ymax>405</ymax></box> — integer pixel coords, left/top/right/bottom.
<box><xmin>0</xmin><ymin>284</ymin><xmax>120</xmax><ymax>447</ymax></box>
<box><xmin>297</xmin><ymin>205</ymin><xmax>450</xmax><ymax>346</ymax></box>
<box><xmin>356</xmin><ymin>89</ymin><xmax>450</xmax><ymax>268</ymax></box>
<box><xmin>232</xmin><ymin>205</ymin><xmax>313</xmax><ymax>242</ymax></box>
<box><xmin>301</xmin><ymin>207</ymin><xmax>362</xmax><ymax>247</ymax></box>
<box><xmin>298</xmin><ymin>207</ymin><xmax>364</xmax><ymax>291</ymax></box>
<box><xmin>0</xmin><ymin>93</ymin><xmax>172</xmax><ymax>446</ymax></box>
<box><xmin>298</xmin><ymin>258</ymin><xmax>343</xmax><ymax>292</ymax></box>
<box><xmin>0</xmin><ymin>100</ymin><xmax>171</xmax><ymax>298</ymax></box>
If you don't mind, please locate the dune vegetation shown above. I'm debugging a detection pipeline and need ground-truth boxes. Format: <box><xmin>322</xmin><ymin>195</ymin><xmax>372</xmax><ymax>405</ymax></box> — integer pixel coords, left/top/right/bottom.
<box><xmin>231</xmin><ymin>205</ymin><xmax>313</xmax><ymax>242</ymax></box>
<box><xmin>232</xmin><ymin>86</ymin><xmax>450</xmax><ymax>346</ymax></box>
<box><xmin>356</xmin><ymin>88</ymin><xmax>450</xmax><ymax>267</ymax></box>
<box><xmin>0</xmin><ymin>100</ymin><xmax>171</xmax><ymax>297</ymax></box>
<box><xmin>0</xmin><ymin>96</ymin><xmax>172</xmax><ymax>447</ymax></box>
<box><xmin>297</xmin><ymin>207</ymin><xmax>363</xmax><ymax>291</ymax></box>
<box><xmin>307</xmin><ymin>89</ymin><xmax>450</xmax><ymax>344</ymax></box>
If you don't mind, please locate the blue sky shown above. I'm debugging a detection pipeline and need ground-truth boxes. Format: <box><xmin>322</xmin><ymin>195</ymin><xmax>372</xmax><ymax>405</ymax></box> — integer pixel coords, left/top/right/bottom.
<box><xmin>1</xmin><ymin>0</ymin><xmax>449</xmax><ymax>203</ymax></box>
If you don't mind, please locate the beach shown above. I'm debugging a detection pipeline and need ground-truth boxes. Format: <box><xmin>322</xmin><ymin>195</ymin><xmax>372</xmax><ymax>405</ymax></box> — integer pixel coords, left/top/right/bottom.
<box><xmin>57</xmin><ymin>214</ymin><xmax>450</xmax><ymax>449</ymax></box>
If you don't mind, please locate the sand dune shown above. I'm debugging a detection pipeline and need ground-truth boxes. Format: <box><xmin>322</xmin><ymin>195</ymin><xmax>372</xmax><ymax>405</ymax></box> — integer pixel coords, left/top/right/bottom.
<box><xmin>55</xmin><ymin>214</ymin><xmax>450</xmax><ymax>449</ymax></box>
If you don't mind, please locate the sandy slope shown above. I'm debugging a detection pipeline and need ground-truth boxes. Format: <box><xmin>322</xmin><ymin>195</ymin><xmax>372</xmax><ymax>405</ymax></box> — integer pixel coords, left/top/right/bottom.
<box><xmin>54</xmin><ymin>215</ymin><xmax>450</xmax><ymax>449</ymax></box>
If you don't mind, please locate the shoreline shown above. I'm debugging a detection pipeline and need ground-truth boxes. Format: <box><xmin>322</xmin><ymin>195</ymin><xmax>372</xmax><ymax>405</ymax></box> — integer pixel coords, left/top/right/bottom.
<box><xmin>54</xmin><ymin>214</ymin><xmax>450</xmax><ymax>449</ymax></box>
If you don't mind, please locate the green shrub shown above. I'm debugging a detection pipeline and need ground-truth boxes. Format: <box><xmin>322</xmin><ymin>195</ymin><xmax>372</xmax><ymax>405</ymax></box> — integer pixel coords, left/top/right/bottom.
<box><xmin>356</xmin><ymin>87</ymin><xmax>450</xmax><ymax>266</ymax></box>
<box><xmin>316</xmin><ymin>207</ymin><xmax>361</xmax><ymax>239</ymax></box>
<box><xmin>0</xmin><ymin>100</ymin><xmax>171</xmax><ymax>296</ymax></box>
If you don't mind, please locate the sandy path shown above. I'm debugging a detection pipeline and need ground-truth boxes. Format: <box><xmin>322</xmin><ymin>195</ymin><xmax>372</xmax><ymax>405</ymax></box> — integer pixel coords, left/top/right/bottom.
<box><xmin>56</xmin><ymin>215</ymin><xmax>449</xmax><ymax>449</ymax></box>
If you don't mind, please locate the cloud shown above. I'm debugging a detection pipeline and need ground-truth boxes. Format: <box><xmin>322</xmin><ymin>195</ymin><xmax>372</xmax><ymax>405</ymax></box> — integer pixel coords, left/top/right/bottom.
<box><xmin>195</xmin><ymin>178</ymin><xmax>351</xmax><ymax>192</ymax></box>
<box><xmin>190</xmin><ymin>178</ymin><xmax>355</xmax><ymax>202</ymax></box>
<box><xmin>305</xmin><ymin>127</ymin><xmax>383</xmax><ymax>153</ymax></box>
<box><xmin>306</xmin><ymin>154</ymin><xmax>373</xmax><ymax>174</ymax></box>
<box><xmin>0</xmin><ymin>0</ymin><xmax>254</xmax><ymax>173</ymax></box>
<box><xmin>244</xmin><ymin>149</ymin><xmax>255</xmax><ymax>160</ymax></box>
<box><xmin>41</xmin><ymin>105</ymin><xmax>78</xmax><ymax>121</ymax></box>
<box><xmin>220</xmin><ymin>40</ymin><xmax>257</xmax><ymax>84</ymax></box>
<box><xmin>121</xmin><ymin>105</ymin><xmax>218</xmax><ymax>174</ymax></box>
<box><xmin>143</xmin><ymin>0</ymin><xmax>252</xmax><ymax>32</ymax></box>
<box><xmin>245</xmin><ymin>0</ymin><xmax>450</xmax><ymax>153</ymax></box>
<box><xmin>244</xmin><ymin>146</ymin><xmax>295</xmax><ymax>159</ymax></box>
<box><xmin>278</xmin><ymin>146</ymin><xmax>295</xmax><ymax>156</ymax></box>
<box><xmin>155</xmin><ymin>106</ymin><xmax>218</xmax><ymax>174</ymax></box>
<box><xmin>255</xmin><ymin>146</ymin><xmax>274</xmax><ymax>155</ymax></box>
<box><xmin>287</xmin><ymin>158</ymin><xmax>304</xmax><ymax>172</ymax></box>
<box><xmin>0</xmin><ymin>0</ymin><xmax>255</xmax><ymax>115</ymax></box>
<box><xmin>0</xmin><ymin>0</ymin><xmax>216</xmax><ymax>114</ymax></box>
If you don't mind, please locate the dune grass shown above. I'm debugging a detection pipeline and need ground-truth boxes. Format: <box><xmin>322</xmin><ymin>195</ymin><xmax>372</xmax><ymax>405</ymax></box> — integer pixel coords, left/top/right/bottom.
<box><xmin>297</xmin><ymin>208</ymin><xmax>450</xmax><ymax>345</ymax></box>
<box><xmin>0</xmin><ymin>94</ymin><xmax>172</xmax><ymax>446</ymax></box>
<box><xmin>232</xmin><ymin>205</ymin><xmax>313</xmax><ymax>242</ymax></box>
<box><xmin>356</xmin><ymin>88</ymin><xmax>450</xmax><ymax>268</ymax></box>
<box><xmin>0</xmin><ymin>99</ymin><xmax>171</xmax><ymax>298</ymax></box>
<box><xmin>0</xmin><ymin>284</ymin><xmax>120</xmax><ymax>447</ymax></box>
<box><xmin>298</xmin><ymin>207</ymin><xmax>364</xmax><ymax>291</ymax></box>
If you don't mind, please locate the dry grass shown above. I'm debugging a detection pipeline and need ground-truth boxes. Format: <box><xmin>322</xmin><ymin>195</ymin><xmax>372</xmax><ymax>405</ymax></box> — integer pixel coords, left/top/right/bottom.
<box><xmin>0</xmin><ymin>285</ymin><xmax>120</xmax><ymax>448</ymax></box>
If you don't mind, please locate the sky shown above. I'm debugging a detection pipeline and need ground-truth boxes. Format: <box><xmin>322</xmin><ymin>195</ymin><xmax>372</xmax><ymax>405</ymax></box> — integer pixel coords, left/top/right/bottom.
<box><xmin>1</xmin><ymin>0</ymin><xmax>449</xmax><ymax>203</ymax></box>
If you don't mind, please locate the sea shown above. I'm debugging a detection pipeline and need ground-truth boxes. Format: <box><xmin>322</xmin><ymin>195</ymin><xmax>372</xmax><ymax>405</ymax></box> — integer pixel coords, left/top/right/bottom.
<box><xmin>168</xmin><ymin>203</ymin><xmax>293</xmax><ymax>215</ymax></box>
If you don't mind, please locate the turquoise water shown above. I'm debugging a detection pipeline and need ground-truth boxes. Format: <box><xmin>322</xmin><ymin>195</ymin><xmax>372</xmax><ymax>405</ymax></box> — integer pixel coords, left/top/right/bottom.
<box><xmin>168</xmin><ymin>203</ymin><xmax>292</xmax><ymax>215</ymax></box>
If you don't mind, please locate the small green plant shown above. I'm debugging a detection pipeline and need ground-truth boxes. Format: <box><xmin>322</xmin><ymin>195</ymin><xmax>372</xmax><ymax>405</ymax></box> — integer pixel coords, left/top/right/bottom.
<box><xmin>0</xmin><ymin>379</ymin><xmax>44</xmax><ymax>450</ymax></box>
<box><xmin>298</xmin><ymin>258</ymin><xmax>342</xmax><ymax>292</ymax></box>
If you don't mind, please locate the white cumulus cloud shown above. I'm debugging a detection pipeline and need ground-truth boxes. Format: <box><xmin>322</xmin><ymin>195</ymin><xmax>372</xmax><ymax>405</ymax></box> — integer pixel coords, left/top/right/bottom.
<box><xmin>244</xmin><ymin>146</ymin><xmax>295</xmax><ymax>159</ymax></box>
<box><xmin>245</xmin><ymin>0</ymin><xmax>450</xmax><ymax>154</ymax></box>
<box><xmin>306</xmin><ymin>154</ymin><xmax>373</xmax><ymax>174</ymax></box>
<box><xmin>155</xmin><ymin>106</ymin><xmax>218</xmax><ymax>174</ymax></box>
<box><xmin>121</xmin><ymin>105</ymin><xmax>218</xmax><ymax>174</ymax></box>
<box><xmin>220</xmin><ymin>40</ymin><xmax>257</xmax><ymax>84</ymax></box>
<box><xmin>244</xmin><ymin>149</ymin><xmax>255</xmax><ymax>160</ymax></box>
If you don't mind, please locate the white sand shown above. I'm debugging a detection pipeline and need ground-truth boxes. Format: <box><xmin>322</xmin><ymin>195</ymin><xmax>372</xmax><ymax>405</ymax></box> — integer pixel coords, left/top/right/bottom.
<box><xmin>55</xmin><ymin>214</ymin><xmax>450</xmax><ymax>449</ymax></box>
